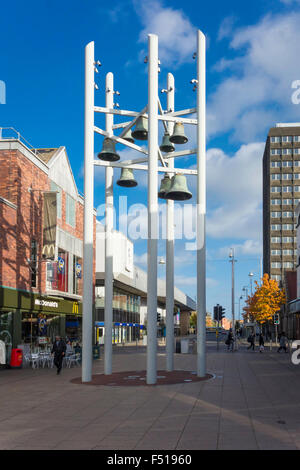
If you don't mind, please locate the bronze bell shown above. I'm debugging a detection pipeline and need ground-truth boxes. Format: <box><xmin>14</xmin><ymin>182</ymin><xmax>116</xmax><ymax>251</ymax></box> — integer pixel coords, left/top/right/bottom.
<box><xmin>160</xmin><ymin>132</ymin><xmax>175</xmax><ymax>153</ymax></box>
<box><xmin>122</xmin><ymin>128</ymin><xmax>134</xmax><ymax>144</ymax></box>
<box><xmin>131</xmin><ymin>116</ymin><xmax>148</xmax><ymax>141</ymax></box>
<box><xmin>97</xmin><ymin>138</ymin><xmax>120</xmax><ymax>162</ymax></box>
<box><xmin>158</xmin><ymin>175</ymin><xmax>172</xmax><ymax>199</ymax></box>
<box><xmin>165</xmin><ymin>174</ymin><xmax>192</xmax><ymax>201</ymax></box>
<box><xmin>117</xmin><ymin>168</ymin><xmax>138</xmax><ymax>188</ymax></box>
<box><xmin>169</xmin><ymin>122</ymin><xmax>188</xmax><ymax>144</ymax></box>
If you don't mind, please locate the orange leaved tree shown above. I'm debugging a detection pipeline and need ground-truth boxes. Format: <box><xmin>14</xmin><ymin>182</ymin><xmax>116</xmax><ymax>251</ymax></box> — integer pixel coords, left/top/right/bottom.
<box><xmin>243</xmin><ymin>273</ymin><xmax>286</xmax><ymax>324</ymax></box>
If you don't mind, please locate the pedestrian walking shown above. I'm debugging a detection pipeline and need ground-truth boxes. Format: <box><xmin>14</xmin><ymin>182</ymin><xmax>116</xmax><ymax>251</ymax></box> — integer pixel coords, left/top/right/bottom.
<box><xmin>225</xmin><ymin>328</ymin><xmax>234</xmax><ymax>351</ymax></box>
<box><xmin>277</xmin><ymin>332</ymin><xmax>288</xmax><ymax>353</ymax></box>
<box><xmin>51</xmin><ymin>335</ymin><xmax>66</xmax><ymax>375</ymax></box>
<box><xmin>247</xmin><ymin>333</ymin><xmax>255</xmax><ymax>351</ymax></box>
<box><xmin>259</xmin><ymin>333</ymin><xmax>264</xmax><ymax>353</ymax></box>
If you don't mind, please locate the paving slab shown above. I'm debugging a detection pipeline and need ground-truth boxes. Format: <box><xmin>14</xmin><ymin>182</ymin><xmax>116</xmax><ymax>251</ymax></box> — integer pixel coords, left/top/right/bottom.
<box><xmin>1</xmin><ymin>342</ymin><xmax>300</xmax><ymax>450</ymax></box>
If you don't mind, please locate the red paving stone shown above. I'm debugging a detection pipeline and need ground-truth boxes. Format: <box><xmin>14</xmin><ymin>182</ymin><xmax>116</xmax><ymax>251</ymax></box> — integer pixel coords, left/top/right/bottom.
<box><xmin>71</xmin><ymin>370</ymin><xmax>213</xmax><ymax>386</ymax></box>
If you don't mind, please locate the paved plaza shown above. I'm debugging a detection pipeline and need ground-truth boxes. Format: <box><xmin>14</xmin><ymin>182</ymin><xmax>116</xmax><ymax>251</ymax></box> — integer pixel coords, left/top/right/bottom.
<box><xmin>1</xmin><ymin>339</ymin><xmax>300</xmax><ymax>450</ymax></box>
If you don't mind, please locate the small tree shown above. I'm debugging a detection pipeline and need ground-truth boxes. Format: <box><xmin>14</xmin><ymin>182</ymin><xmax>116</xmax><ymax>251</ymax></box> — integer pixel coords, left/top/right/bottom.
<box><xmin>243</xmin><ymin>273</ymin><xmax>286</xmax><ymax>325</ymax></box>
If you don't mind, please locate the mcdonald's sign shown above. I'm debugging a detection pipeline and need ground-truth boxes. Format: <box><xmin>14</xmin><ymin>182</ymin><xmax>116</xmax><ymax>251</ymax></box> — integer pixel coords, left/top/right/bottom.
<box><xmin>72</xmin><ymin>302</ymin><xmax>79</xmax><ymax>315</ymax></box>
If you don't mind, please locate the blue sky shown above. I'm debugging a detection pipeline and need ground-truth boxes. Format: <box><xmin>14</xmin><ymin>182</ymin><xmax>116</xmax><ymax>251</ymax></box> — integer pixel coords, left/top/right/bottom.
<box><xmin>1</xmin><ymin>0</ymin><xmax>300</xmax><ymax>319</ymax></box>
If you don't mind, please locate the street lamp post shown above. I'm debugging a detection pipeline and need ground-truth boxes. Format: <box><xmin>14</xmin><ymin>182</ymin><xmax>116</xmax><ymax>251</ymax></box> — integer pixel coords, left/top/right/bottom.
<box><xmin>229</xmin><ymin>248</ymin><xmax>237</xmax><ymax>348</ymax></box>
<box><xmin>248</xmin><ymin>272</ymin><xmax>254</xmax><ymax>296</ymax></box>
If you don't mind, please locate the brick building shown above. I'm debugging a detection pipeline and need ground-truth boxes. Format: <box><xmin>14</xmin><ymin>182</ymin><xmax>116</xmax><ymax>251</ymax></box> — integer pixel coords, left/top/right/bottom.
<box><xmin>0</xmin><ymin>129</ymin><xmax>96</xmax><ymax>362</ymax></box>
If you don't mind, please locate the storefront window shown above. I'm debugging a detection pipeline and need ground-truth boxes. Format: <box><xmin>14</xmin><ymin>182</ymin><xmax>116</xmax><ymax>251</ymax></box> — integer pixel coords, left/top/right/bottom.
<box><xmin>21</xmin><ymin>313</ymin><xmax>62</xmax><ymax>351</ymax></box>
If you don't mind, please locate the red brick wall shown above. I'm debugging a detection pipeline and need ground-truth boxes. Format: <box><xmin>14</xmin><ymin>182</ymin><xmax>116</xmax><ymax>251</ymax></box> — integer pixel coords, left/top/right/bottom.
<box><xmin>0</xmin><ymin>147</ymin><xmax>96</xmax><ymax>297</ymax></box>
<box><xmin>0</xmin><ymin>149</ymin><xmax>49</xmax><ymax>292</ymax></box>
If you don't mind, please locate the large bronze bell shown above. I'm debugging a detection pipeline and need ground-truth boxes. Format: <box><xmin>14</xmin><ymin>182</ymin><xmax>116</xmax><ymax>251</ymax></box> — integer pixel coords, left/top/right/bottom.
<box><xmin>97</xmin><ymin>138</ymin><xmax>120</xmax><ymax>162</ymax></box>
<box><xmin>117</xmin><ymin>168</ymin><xmax>138</xmax><ymax>188</ymax></box>
<box><xmin>131</xmin><ymin>116</ymin><xmax>148</xmax><ymax>141</ymax></box>
<box><xmin>165</xmin><ymin>174</ymin><xmax>192</xmax><ymax>201</ymax></box>
<box><xmin>160</xmin><ymin>132</ymin><xmax>175</xmax><ymax>153</ymax></box>
<box><xmin>169</xmin><ymin>122</ymin><xmax>188</xmax><ymax>144</ymax></box>
<box><xmin>122</xmin><ymin>128</ymin><xmax>134</xmax><ymax>144</ymax></box>
<box><xmin>158</xmin><ymin>174</ymin><xmax>172</xmax><ymax>199</ymax></box>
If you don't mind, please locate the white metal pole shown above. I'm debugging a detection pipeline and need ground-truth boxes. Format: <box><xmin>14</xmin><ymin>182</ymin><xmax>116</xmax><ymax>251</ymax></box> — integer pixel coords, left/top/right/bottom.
<box><xmin>196</xmin><ymin>30</ymin><xmax>207</xmax><ymax>377</ymax></box>
<box><xmin>104</xmin><ymin>72</ymin><xmax>114</xmax><ymax>375</ymax></box>
<box><xmin>82</xmin><ymin>41</ymin><xmax>95</xmax><ymax>382</ymax></box>
<box><xmin>232</xmin><ymin>250</ymin><xmax>235</xmax><ymax>346</ymax></box>
<box><xmin>147</xmin><ymin>34</ymin><xmax>158</xmax><ymax>385</ymax></box>
<box><xmin>166</xmin><ymin>73</ymin><xmax>174</xmax><ymax>371</ymax></box>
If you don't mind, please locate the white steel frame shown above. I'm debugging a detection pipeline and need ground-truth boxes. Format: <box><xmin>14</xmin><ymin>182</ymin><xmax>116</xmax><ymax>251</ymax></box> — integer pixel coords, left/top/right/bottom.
<box><xmin>82</xmin><ymin>30</ymin><xmax>206</xmax><ymax>385</ymax></box>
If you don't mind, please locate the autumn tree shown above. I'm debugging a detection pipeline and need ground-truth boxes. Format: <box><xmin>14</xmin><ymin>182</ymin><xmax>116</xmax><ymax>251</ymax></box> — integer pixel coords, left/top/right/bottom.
<box><xmin>243</xmin><ymin>273</ymin><xmax>286</xmax><ymax>324</ymax></box>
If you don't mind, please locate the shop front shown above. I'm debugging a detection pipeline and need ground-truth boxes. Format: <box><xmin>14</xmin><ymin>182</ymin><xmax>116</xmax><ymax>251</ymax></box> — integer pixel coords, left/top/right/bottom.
<box><xmin>0</xmin><ymin>286</ymin><xmax>82</xmax><ymax>364</ymax></box>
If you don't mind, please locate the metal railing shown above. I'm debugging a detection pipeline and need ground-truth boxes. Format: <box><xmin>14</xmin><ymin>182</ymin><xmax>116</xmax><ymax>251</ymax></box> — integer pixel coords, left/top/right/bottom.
<box><xmin>0</xmin><ymin>127</ymin><xmax>41</xmax><ymax>157</ymax></box>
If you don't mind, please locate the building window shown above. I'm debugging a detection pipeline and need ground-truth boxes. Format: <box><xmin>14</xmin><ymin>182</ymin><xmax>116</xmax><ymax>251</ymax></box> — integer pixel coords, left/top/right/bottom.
<box><xmin>294</xmin><ymin>199</ymin><xmax>300</xmax><ymax>205</ymax></box>
<box><xmin>283</xmin><ymin>249</ymin><xmax>293</xmax><ymax>256</ymax></box>
<box><xmin>294</xmin><ymin>149</ymin><xmax>300</xmax><ymax>155</ymax></box>
<box><xmin>271</xmin><ymin>199</ymin><xmax>281</xmax><ymax>205</ymax></box>
<box><xmin>73</xmin><ymin>255</ymin><xmax>82</xmax><ymax>295</ymax></box>
<box><xmin>271</xmin><ymin>174</ymin><xmax>281</xmax><ymax>180</ymax></box>
<box><xmin>31</xmin><ymin>239</ymin><xmax>38</xmax><ymax>288</ymax></box>
<box><xmin>66</xmin><ymin>194</ymin><xmax>76</xmax><ymax>228</ymax></box>
<box><xmin>57</xmin><ymin>249</ymin><xmax>68</xmax><ymax>292</ymax></box>
<box><xmin>294</xmin><ymin>174</ymin><xmax>300</xmax><ymax>180</ymax></box>
<box><xmin>271</xmin><ymin>275</ymin><xmax>282</xmax><ymax>281</ymax></box>
<box><xmin>271</xmin><ymin>250</ymin><xmax>281</xmax><ymax>255</ymax></box>
<box><xmin>282</xmin><ymin>224</ymin><xmax>293</xmax><ymax>230</ymax></box>
<box><xmin>282</xmin><ymin>148</ymin><xmax>293</xmax><ymax>155</ymax></box>
<box><xmin>271</xmin><ymin>237</ymin><xmax>281</xmax><ymax>243</ymax></box>
<box><xmin>283</xmin><ymin>186</ymin><xmax>293</xmax><ymax>193</ymax></box>
<box><xmin>271</xmin><ymin>262</ymin><xmax>281</xmax><ymax>268</ymax></box>
<box><xmin>294</xmin><ymin>186</ymin><xmax>300</xmax><ymax>192</ymax></box>
<box><xmin>282</xmin><ymin>199</ymin><xmax>292</xmax><ymax>205</ymax></box>
<box><xmin>270</xmin><ymin>136</ymin><xmax>281</xmax><ymax>143</ymax></box>
<box><xmin>282</xmin><ymin>262</ymin><xmax>293</xmax><ymax>268</ymax></box>
<box><xmin>282</xmin><ymin>237</ymin><xmax>293</xmax><ymax>243</ymax></box>
<box><xmin>271</xmin><ymin>224</ymin><xmax>281</xmax><ymax>231</ymax></box>
<box><xmin>282</xmin><ymin>161</ymin><xmax>293</xmax><ymax>167</ymax></box>
<box><xmin>282</xmin><ymin>212</ymin><xmax>293</xmax><ymax>218</ymax></box>
<box><xmin>271</xmin><ymin>187</ymin><xmax>281</xmax><ymax>193</ymax></box>
<box><xmin>271</xmin><ymin>161</ymin><xmax>281</xmax><ymax>167</ymax></box>
<box><xmin>271</xmin><ymin>212</ymin><xmax>281</xmax><ymax>218</ymax></box>
<box><xmin>294</xmin><ymin>136</ymin><xmax>300</xmax><ymax>142</ymax></box>
<box><xmin>282</xmin><ymin>174</ymin><xmax>292</xmax><ymax>180</ymax></box>
<box><xmin>270</xmin><ymin>148</ymin><xmax>281</xmax><ymax>155</ymax></box>
<box><xmin>50</xmin><ymin>181</ymin><xmax>62</xmax><ymax>219</ymax></box>
<box><xmin>282</xmin><ymin>136</ymin><xmax>293</xmax><ymax>143</ymax></box>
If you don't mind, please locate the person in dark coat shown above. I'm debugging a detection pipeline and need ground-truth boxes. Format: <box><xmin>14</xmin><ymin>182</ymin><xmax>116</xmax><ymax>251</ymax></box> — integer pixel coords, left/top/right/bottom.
<box><xmin>259</xmin><ymin>333</ymin><xmax>264</xmax><ymax>353</ymax></box>
<box><xmin>247</xmin><ymin>333</ymin><xmax>255</xmax><ymax>351</ymax></box>
<box><xmin>51</xmin><ymin>336</ymin><xmax>66</xmax><ymax>375</ymax></box>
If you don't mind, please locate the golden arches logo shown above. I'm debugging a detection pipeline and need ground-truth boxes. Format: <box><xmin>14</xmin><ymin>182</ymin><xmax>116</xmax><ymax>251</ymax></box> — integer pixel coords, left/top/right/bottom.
<box><xmin>72</xmin><ymin>302</ymin><xmax>79</xmax><ymax>314</ymax></box>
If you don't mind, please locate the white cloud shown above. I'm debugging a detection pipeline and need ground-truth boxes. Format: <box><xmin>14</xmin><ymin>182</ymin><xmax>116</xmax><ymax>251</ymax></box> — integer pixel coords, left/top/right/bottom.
<box><xmin>217</xmin><ymin>240</ymin><xmax>262</xmax><ymax>257</ymax></box>
<box><xmin>133</xmin><ymin>0</ymin><xmax>197</xmax><ymax>66</ymax></box>
<box><xmin>217</xmin><ymin>15</ymin><xmax>237</xmax><ymax>41</ymax></box>
<box><xmin>204</xmin><ymin>142</ymin><xmax>264</xmax><ymax>240</ymax></box>
<box><xmin>209</xmin><ymin>12</ymin><xmax>300</xmax><ymax>142</ymax></box>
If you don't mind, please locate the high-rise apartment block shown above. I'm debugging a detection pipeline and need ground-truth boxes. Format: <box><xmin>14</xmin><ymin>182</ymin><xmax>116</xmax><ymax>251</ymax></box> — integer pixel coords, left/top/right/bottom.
<box><xmin>263</xmin><ymin>123</ymin><xmax>300</xmax><ymax>286</ymax></box>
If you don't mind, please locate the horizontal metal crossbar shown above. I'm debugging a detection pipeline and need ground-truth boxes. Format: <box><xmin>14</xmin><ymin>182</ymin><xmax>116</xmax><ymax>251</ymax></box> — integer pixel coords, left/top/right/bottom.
<box><xmin>93</xmin><ymin>160</ymin><xmax>197</xmax><ymax>175</ymax></box>
<box><xmin>95</xmin><ymin>106</ymin><xmax>197</xmax><ymax>125</ymax></box>
<box><xmin>121</xmin><ymin>148</ymin><xmax>197</xmax><ymax>166</ymax></box>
